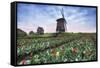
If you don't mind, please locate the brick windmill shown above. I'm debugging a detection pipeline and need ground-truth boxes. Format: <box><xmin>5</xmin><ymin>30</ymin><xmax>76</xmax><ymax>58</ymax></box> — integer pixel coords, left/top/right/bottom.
<box><xmin>56</xmin><ymin>8</ymin><xmax>67</xmax><ymax>33</ymax></box>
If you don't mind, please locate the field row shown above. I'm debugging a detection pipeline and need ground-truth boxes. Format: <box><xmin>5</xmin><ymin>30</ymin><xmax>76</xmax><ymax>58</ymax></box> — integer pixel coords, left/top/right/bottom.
<box><xmin>17</xmin><ymin>33</ymin><xmax>96</xmax><ymax>65</ymax></box>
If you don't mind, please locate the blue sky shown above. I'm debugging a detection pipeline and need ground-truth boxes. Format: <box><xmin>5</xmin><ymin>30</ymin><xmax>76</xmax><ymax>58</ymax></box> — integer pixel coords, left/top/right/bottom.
<box><xmin>17</xmin><ymin>3</ymin><xmax>96</xmax><ymax>33</ymax></box>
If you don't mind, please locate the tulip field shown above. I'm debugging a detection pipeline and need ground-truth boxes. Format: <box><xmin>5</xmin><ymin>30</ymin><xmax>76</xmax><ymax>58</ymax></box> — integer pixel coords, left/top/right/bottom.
<box><xmin>17</xmin><ymin>33</ymin><xmax>97</xmax><ymax>65</ymax></box>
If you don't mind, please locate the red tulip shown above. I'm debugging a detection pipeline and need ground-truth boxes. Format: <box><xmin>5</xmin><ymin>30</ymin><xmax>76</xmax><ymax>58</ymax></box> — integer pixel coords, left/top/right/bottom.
<box><xmin>71</xmin><ymin>47</ymin><xmax>78</xmax><ymax>53</ymax></box>
<box><xmin>51</xmin><ymin>49</ymin><xmax>56</xmax><ymax>57</ymax></box>
<box><xmin>19</xmin><ymin>59</ymin><xmax>26</xmax><ymax>65</ymax></box>
<box><xmin>30</xmin><ymin>52</ymin><xmax>33</xmax><ymax>59</ymax></box>
<box><xmin>22</xmin><ymin>59</ymin><xmax>26</xmax><ymax>64</ymax></box>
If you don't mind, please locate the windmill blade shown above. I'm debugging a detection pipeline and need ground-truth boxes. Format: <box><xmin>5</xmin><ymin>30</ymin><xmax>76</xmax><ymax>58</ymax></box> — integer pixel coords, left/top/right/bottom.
<box><xmin>61</xmin><ymin>8</ymin><xmax>68</xmax><ymax>32</ymax></box>
<box><xmin>65</xmin><ymin>18</ymin><xmax>67</xmax><ymax>24</ymax></box>
<box><xmin>63</xmin><ymin>10</ymin><xmax>67</xmax><ymax>32</ymax></box>
<box><xmin>62</xmin><ymin>8</ymin><xmax>67</xmax><ymax>24</ymax></box>
<box><xmin>64</xmin><ymin>14</ymin><xmax>67</xmax><ymax>32</ymax></box>
<box><xmin>64</xmin><ymin>19</ymin><xmax>67</xmax><ymax>32</ymax></box>
<box><xmin>62</xmin><ymin>9</ymin><xmax>64</xmax><ymax>18</ymax></box>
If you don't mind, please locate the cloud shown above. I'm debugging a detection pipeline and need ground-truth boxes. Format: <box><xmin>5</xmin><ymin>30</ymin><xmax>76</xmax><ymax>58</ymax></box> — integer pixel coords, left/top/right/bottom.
<box><xmin>17</xmin><ymin>3</ymin><xmax>96</xmax><ymax>33</ymax></box>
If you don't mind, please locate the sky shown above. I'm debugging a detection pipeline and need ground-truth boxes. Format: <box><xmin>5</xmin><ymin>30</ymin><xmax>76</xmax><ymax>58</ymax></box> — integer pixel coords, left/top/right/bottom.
<box><xmin>17</xmin><ymin>3</ymin><xmax>97</xmax><ymax>33</ymax></box>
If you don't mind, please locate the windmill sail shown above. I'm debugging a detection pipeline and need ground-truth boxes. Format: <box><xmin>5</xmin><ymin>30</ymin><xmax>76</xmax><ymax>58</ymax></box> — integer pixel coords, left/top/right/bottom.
<box><xmin>61</xmin><ymin>8</ymin><xmax>67</xmax><ymax>32</ymax></box>
<box><xmin>61</xmin><ymin>8</ymin><xmax>64</xmax><ymax>18</ymax></box>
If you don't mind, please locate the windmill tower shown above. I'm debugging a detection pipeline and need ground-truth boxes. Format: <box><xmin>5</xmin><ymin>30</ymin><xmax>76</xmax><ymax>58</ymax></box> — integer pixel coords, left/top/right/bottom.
<box><xmin>56</xmin><ymin>8</ymin><xmax>67</xmax><ymax>33</ymax></box>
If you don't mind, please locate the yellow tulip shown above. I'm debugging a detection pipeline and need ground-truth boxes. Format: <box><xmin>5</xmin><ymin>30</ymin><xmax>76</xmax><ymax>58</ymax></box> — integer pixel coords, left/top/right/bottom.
<box><xmin>56</xmin><ymin>52</ymin><xmax>60</xmax><ymax>57</ymax></box>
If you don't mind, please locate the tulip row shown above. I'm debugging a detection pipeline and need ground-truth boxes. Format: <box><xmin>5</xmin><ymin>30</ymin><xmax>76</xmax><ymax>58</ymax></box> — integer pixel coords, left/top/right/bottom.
<box><xmin>17</xmin><ymin>33</ymin><xmax>96</xmax><ymax>65</ymax></box>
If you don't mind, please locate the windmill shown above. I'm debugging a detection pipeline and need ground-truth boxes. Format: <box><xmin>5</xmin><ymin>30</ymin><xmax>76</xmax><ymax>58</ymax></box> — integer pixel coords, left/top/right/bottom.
<box><xmin>56</xmin><ymin>8</ymin><xmax>67</xmax><ymax>33</ymax></box>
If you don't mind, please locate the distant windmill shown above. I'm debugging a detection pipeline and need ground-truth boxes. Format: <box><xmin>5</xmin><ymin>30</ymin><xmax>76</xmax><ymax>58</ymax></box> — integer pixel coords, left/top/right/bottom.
<box><xmin>56</xmin><ymin>8</ymin><xmax>67</xmax><ymax>33</ymax></box>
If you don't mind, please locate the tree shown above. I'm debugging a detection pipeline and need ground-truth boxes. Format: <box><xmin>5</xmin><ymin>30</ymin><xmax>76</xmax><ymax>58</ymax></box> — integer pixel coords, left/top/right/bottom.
<box><xmin>29</xmin><ymin>31</ymin><xmax>34</xmax><ymax>36</ymax></box>
<box><xmin>37</xmin><ymin>27</ymin><xmax>44</xmax><ymax>34</ymax></box>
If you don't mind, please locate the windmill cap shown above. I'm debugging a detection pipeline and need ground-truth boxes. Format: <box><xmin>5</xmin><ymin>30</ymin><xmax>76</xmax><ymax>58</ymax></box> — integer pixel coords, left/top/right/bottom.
<box><xmin>56</xmin><ymin>18</ymin><xmax>65</xmax><ymax>22</ymax></box>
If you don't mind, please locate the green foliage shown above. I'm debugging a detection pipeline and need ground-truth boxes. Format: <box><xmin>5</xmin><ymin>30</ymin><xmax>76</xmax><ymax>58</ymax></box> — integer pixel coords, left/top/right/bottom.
<box><xmin>17</xmin><ymin>33</ymin><xmax>96</xmax><ymax>65</ymax></box>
